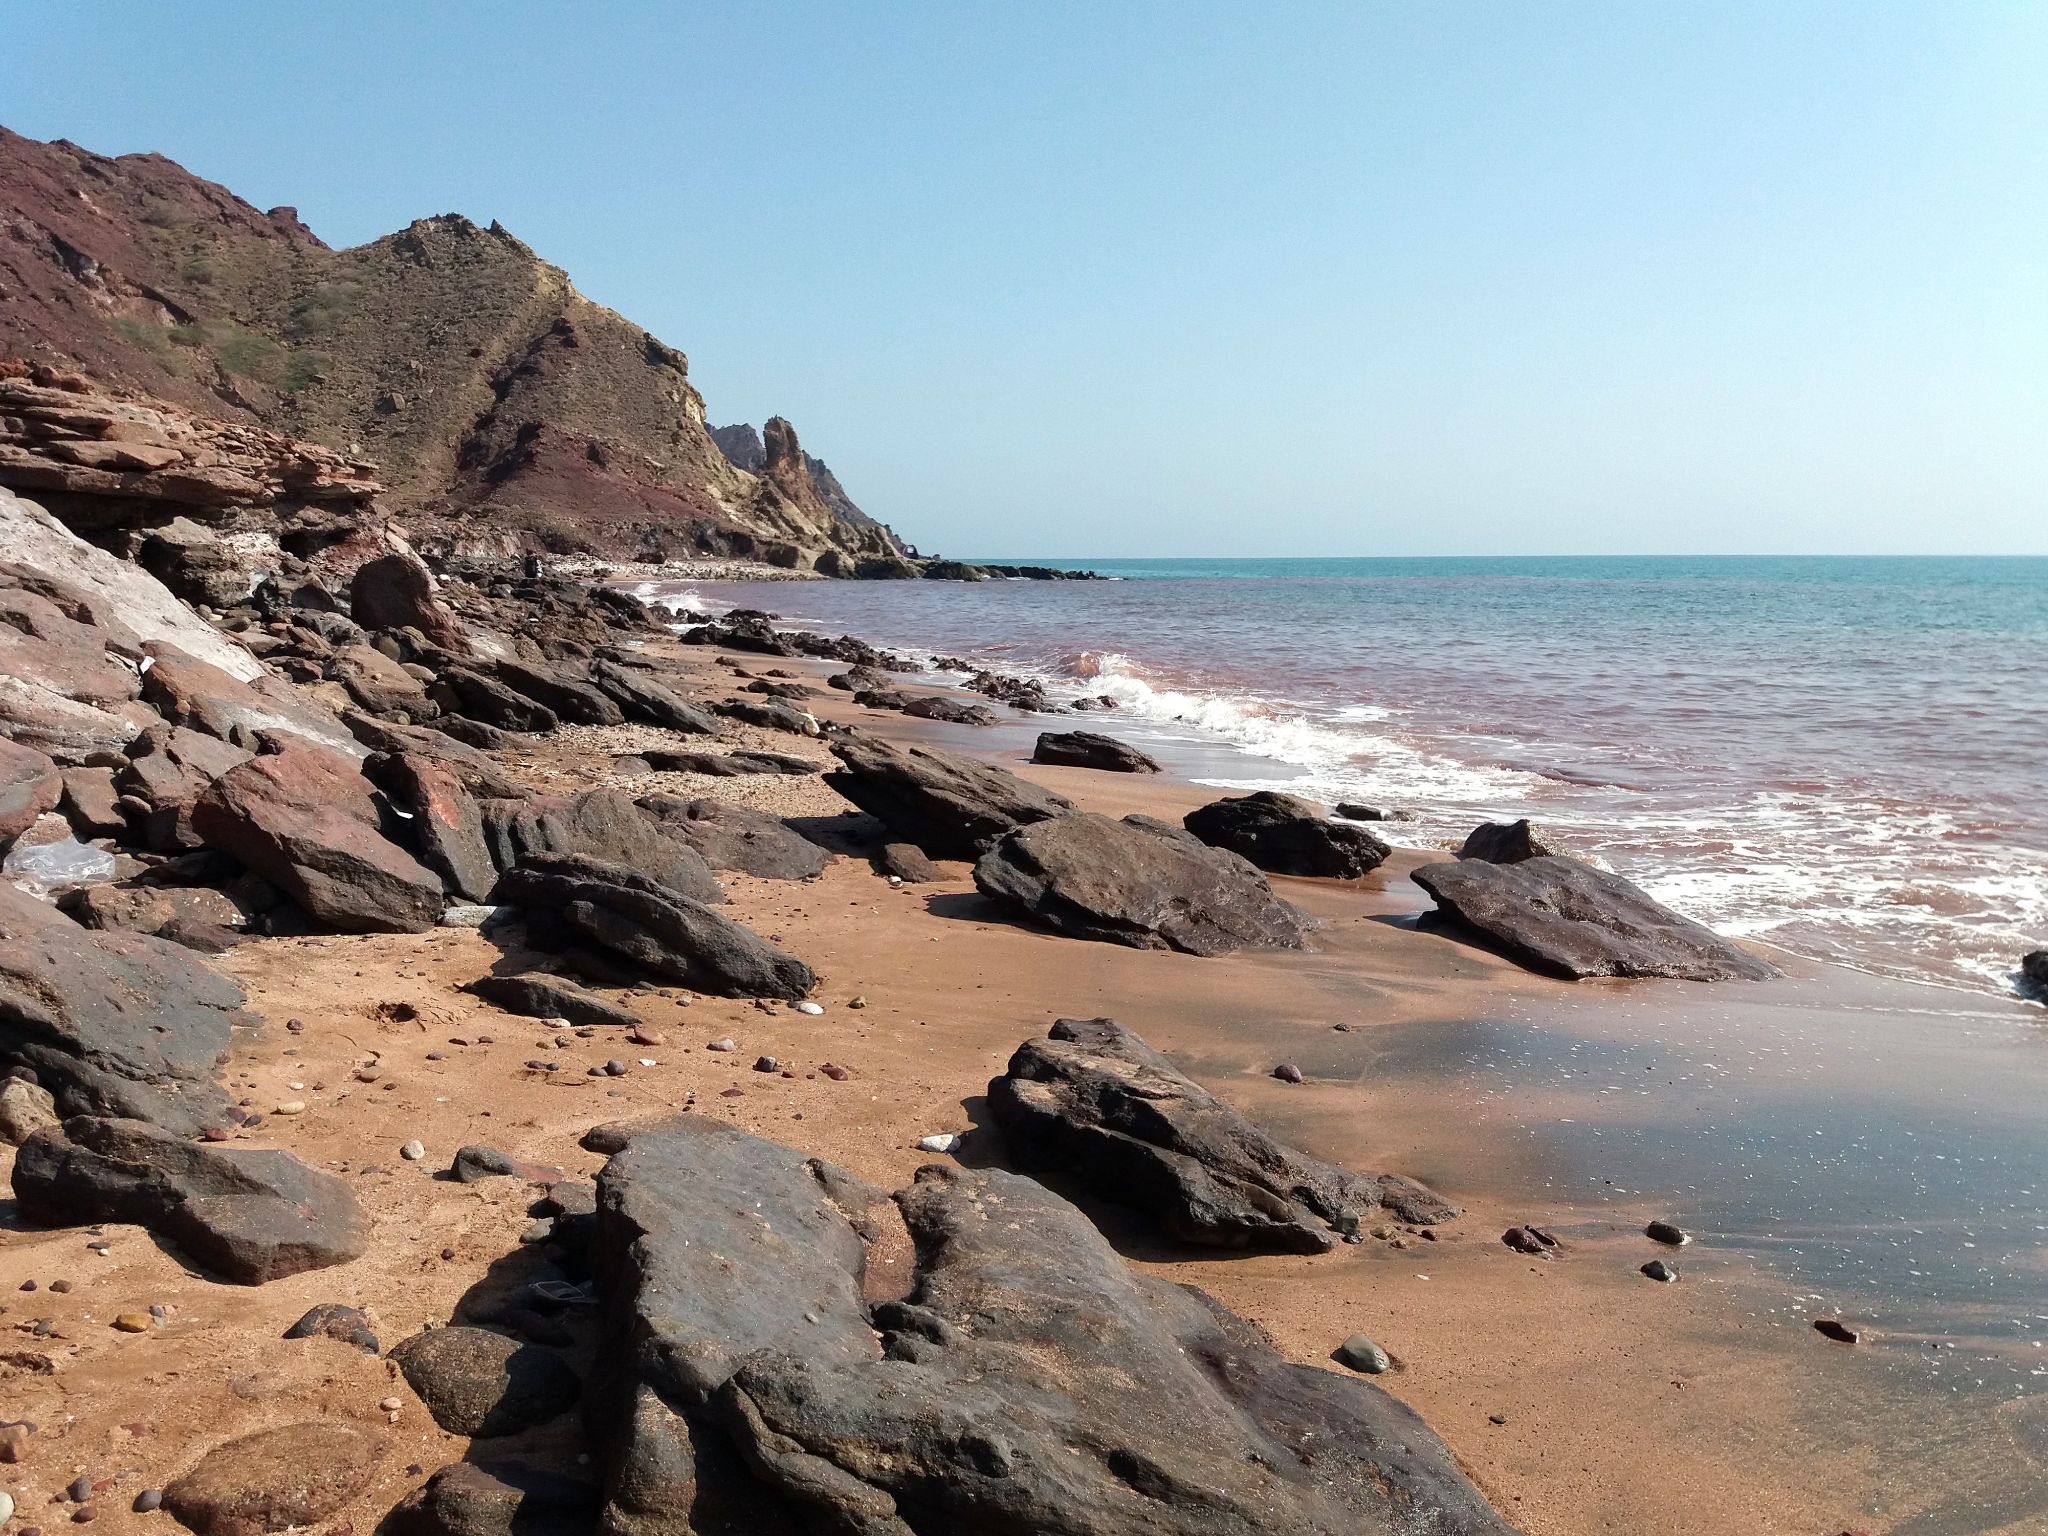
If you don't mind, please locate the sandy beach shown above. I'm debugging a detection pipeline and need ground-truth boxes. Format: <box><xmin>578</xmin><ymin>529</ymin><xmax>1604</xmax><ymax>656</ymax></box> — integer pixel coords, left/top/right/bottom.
<box><xmin>7</xmin><ymin>627</ymin><xmax>2042</xmax><ymax>1536</ymax></box>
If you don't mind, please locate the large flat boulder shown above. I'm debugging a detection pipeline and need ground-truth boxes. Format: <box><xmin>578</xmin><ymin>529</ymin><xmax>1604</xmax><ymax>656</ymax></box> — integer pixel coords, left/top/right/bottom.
<box><xmin>1412</xmin><ymin>855</ymin><xmax>1778</xmax><ymax>981</ymax></box>
<box><xmin>0</xmin><ymin>737</ymin><xmax>62</xmax><ymax>849</ymax></box>
<box><xmin>582</xmin><ymin>1122</ymin><xmax>1508</xmax><ymax>1533</ymax></box>
<box><xmin>340</xmin><ymin>710</ymin><xmax>529</xmax><ymax>799</ymax></box>
<box><xmin>431</xmin><ymin>666</ymin><xmax>559</xmax><ymax>733</ymax></box>
<box><xmin>192</xmin><ymin>745</ymin><xmax>445</xmax><ymax>933</ymax></box>
<box><xmin>491</xmin><ymin>658</ymin><xmax>625</xmax><ymax>726</ymax></box>
<box><xmin>480</xmin><ymin>789</ymin><xmax>723</xmax><ymax>904</ymax></box>
<box><xmin>1184</xmin><ymin>790</ymin><xmax>1391</xmax><ymax>878</ymax></box>
<box><xmin>589</xmin><ymin>659</ymin><xmax>720</xmax><ymax>734</ymax></box>
<box><xmin>12</xmin><ymin>1116</ymin><xmax>369</xmax><ymax>1283</ymax></box>
<box><xmin>974</xmin><ymin>811</ymin><xmax>1308</xmax><ymax>955</ymax></box>
<box><xmin>990</xmin><ymin>1017</ymin><xmax>1450</xmax><ymax>1251</ymax></box>
<box><xmin>0</xmin><ymin>882</ymin><xmax>235</xmax><ymax>1134</ymax></box>
<box><xmin>464</xmin><ymin>972</ymin><xmax>641</xmax><ymax>1029</ymax></box>
<box><xmin>825</xmin><ymin>735</ymin><xmax>1072</xmax><ymax>859</ymax></box>
<box><xmin>1031</xmin><ymin>729</ymin><xmax>1161</xmax><ymax>773</ymax></box>
<box><xmin>635</xmin><ymin>794</ymin><xmax>828</xmax><ymax>880</ymax></box>
<box><xmin>164</xmin><ymin>1423</ymin><xmax>387</xmax><ymax>1536</ymax></box>
<box><xmin>140</xmin><ymin>640</ymin><xmax>366</xmax><ymax>758</ymax></box>
<box><xmin>641</xmin><ymin>748</ymin><xmax>816</xmax><ymax>777</ymax></box>
<box><xmin>493</xmin><ymin>855</ymin><xmax>812</xmax><ymax>999</ymax></box>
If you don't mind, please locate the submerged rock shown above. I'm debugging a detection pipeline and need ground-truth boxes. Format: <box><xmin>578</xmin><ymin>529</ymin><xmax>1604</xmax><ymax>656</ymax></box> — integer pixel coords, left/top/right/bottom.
<box><xmin>1412</xmin><ymin>855</ymin><xmax>1777</xmax><ymax>981</ymax></box>
<box><xmin>974</xmin><ymin>811</ymin><xmax>1308</xmax><ymax>955</ymax></box>
<box><xmin>989</xmin><ymin>1017</ymin><xmax>1451</xmax><ymax>1251</ymax></box>
<box><xmin>1183</xmin><ymin>790</ymin><xmax>1391</xmax><ymax>878</ymax></box>
<box><xmin>825</xmin><ymin>734</ymin><xmax>1072</xmax><ymax>859</ymax></box>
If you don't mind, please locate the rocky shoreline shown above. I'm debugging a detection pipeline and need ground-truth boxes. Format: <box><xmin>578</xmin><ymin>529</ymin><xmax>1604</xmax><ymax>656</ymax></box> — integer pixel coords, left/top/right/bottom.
<box><xmin>2</xmin><ymin>442</ymin><xmax>2031</xmax><ymax>1534</ymax></box>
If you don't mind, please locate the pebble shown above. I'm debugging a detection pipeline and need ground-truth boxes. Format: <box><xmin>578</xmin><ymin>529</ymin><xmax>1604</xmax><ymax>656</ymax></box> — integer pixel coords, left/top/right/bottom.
<box><xmin>707</xmin><ymin>1038</ymin><xmax>736</xmax><ymax>1052</ymax></box>
<box><xmin>520</xmin><ymin>1219</ymin><xmax>554</xmax><ymax>1245</ymax></box>
<box><xmin>1813</xmin><ymin>1318</ymin><xmax>1860</xmax><ymax>1344</ymax></box>
<box><xmin>1640</xmin><ymin>1259</ymin><xmax>1679</xmax><ymax>1283</ymax></box>
<box><xmin>0</xmin><ymin>1422</ymin><xmax>31</xmax><ymax>1462</ymax></box>
<box><xmin>1333</xmin><ymin>1334</ymin><xmax>1391</xmax><ymax>1374</ymax></box>
<box><xmin>0</xmin><ymin>1492</ymin><xmax>12</xmax><ymax>1525</ymax></box>
<box><xmin>273</xmin><ymin>1100</ymin><xmax>306</xmax><ymax>1116</ymax></box>
<box><xmin>847</xmin><ymin>996</ymin><xmax>867</xmax><ymax>1009</ymax></box>
<box><xmin>637</xmin><ymin>1058</ymin><xmax>657</xmax><ymax>1068</ymax></box>
<box><xmin>352</xmin><ymin>1066</ymin><xmax>383</xmax><ymax>1083</ymax></box>
<box><xmin>66</xmin><ymin>1477</ymin><xmax>91</xmax><ymax>1503</ymax></box>
<box><xmin>820</xmin><ymin>1063</ymin><xmax>850</xmax><ymax>1081</ymax></box>
<box><xmin>792</xmin><ymin>1001</ymin><xmax>824</xmax><ymax>1016</ymax></box>
<box><xmin>917</xmin><ymin>1133</ymin><xmax>963</xmax><ymax>1153</ymax></box>
<box><xmin>399</xmin><ymin>1140</ymin><xmax>426</xmax><ymax>1161</ymax></box>
<box><xmin>130</xmin><ymin>1491</ymin><xmax>161</xmax><ymax>1514</ymax></box>
<box><xmin>48</xmin><ymin>1280</ymin><xmax>72</xmax><ymax>1293</ymax></box>
<box><xmin>1488</xmin><ymin>1413</ymin><xmax>1508</xmax><ymax>1426</ymax></box>
<box><xmin>753</xmin><ymin>1056</ymin><xmax>779</xmax><ymax>1073</ymax></box>
<box><xmin>719</xmin><ymin>1087</ymin><xmax>745</xmax><ymax>1098</ymax></box>
<box><xmin>285</xmin><ymin>1019</ymin><xmax>305</xmax><ymax>1033</ymax></box>
<box><xmin>1271</xmin><ymin>1063</ymin><xmax>1303</xmax><ymax>1084</ymax></box>
<box><xmin>1645</xmin><ymin>1220</ymin><xmax>1690</xmax><ymax>1247</ymax></box>
<box><xmin>425</xmin><ymin>1051</ymin><xmax>445</xmax><ymax>1061</ymax></box>
<box><xmin>72</xmin><ymin>1507</ymin><xmax>94</xmax><ymax>1524</ymax></box>
<box><xmin>17</xmin><ymin>1280</ymin><xmax>32</xmax><ymax>1291</ymax></box>
<box><xmin>379</xmin><ymin>1396</ymin><xmax>402</xmax><ymax>1412</ymax></box>
<box><xmin>111</xmin><ymin>1313</ymin><xmax>151</xmax><ymax>1333</ymax></box>
<box><xmin>628</xmin><ymin>1027</ymin><xmax>664</xmax><ymax>1046</ymax></box>
<box><xmin>603</xmin><ymin>1060</ymin><xmax>628</xmax><ymax>1077</ymax></box>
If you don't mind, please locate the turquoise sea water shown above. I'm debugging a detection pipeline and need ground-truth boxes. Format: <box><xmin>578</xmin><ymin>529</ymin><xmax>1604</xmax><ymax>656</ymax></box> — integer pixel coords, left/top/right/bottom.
<box><xmin>670</xmin><ymin>555</ymin><xmax>2048</xmax><ymax>998</ymax></box>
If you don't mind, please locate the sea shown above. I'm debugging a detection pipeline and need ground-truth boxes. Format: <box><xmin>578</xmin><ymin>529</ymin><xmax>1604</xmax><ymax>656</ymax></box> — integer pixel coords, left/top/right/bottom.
<box><xmin>654</xmin><ymin>555</ymin><xmax>2048</xmax><ymax>1003</ymax></box>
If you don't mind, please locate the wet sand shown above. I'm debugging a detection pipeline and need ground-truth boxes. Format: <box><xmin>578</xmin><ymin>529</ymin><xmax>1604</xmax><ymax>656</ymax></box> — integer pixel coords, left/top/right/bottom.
<box><xmin>3</xmin><ymin>637</ymin><xmax>2043</xmax><ymax>1535</ymax></box>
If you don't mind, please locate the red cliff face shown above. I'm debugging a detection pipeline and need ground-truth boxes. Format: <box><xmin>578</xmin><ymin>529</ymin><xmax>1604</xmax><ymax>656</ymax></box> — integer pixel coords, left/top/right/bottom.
<box><xmin>0</xmin><ymin>127</ymin><xmax>906</xmax><ymax>568</ymax></box>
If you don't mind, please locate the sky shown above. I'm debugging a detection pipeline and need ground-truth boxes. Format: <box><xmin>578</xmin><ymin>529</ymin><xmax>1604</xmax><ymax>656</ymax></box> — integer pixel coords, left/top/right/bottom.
<box><xmin>4</xmin><ymin>2</ymin><xmax>2045</xmax><ymax>557</ymax></box>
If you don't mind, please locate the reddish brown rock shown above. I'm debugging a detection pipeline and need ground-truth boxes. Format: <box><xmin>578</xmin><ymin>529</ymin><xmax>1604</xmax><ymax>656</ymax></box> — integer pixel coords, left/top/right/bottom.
<box><xmin>349</xmin><ymin>551</ymin><xmax>468</xmax><ymax>653</ymax></box>
<box><xmin>139</xmin><ymin>641</ymin><xmax>363</xmax><ymax>758</ymax></box>
<box><xmin>0</xmin><ymin>737</ymin><xmax>62</xmax><ymax>849</ymax></box>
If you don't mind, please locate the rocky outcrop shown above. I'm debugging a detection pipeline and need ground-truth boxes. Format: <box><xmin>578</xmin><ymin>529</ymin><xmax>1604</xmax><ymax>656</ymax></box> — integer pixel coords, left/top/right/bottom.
<box><xmin>348</xmin><ymin>549</ymin><xmax>468</xmax><ymax>652</ymax></box>
<box><xmin>1412</xmin><ymin>855</ymin><xmax>1778</xmax><ymax>981</ymax></box>
<box><xmin>1183</xmin><ymin>791</ymin><xmax>1391</xmax><ymax>879</ymax></box>
<box><xmin>1457</xmin><ymin>818</ymin><xmax>1562</xmax><ymax>863</ymax></box>
<box><xmin>1031</xmin><ymin>729</ymin><xmax>1161</xmax><ymax>773</ymax></box>
<box><xmin>492</xmin><ymin>854</ymin><xmax>813</xmax><ymax>998</ymax></box>
<box><xmin>990</xmin><ymin>1017</ymin><xmax>1451</xmax><ymax>1250</ymax></box>
<box><xmin>586</xmin><ymin>1120</ymin><xmax>1513</xmax><ymax>1536</ymax></box>
<box><xmin>479</xmin><ymin>789</ymin><xmax>724</xmax><ymax>905</ymax></box>
<box><xmin>588</xmin><ymin>660</ymin><xmax>719</xmax><ymax>734</ymax></box>
<box><xmin>191</xmin><ymin>744</ymin><xmax>445</xmax><ymax>933</ymax></box>
<box><xmin>635</xmin><ymin>794</ymin><xmax>829</xmax><ymax>880</ymax></box>
<box><xmin>11</xmin><ymin>1115</ymin><xmax>369</xmax><ymax>1283</ymax></box>
<box><xmin>974</xmin><ymin>811</ymin><xmax>1309</xmax><ymax>955</ymax></box>
<box><xmin>139</xmin><ymin>639</ymin><xmax>365</xmax><ymax>757</ymax></box>
<box><xmin>825</xmin><ymin>735</ymin><xmax>1073</xmax><ymax>860</ymax></box>
<box><xmin>899</xmin><ymin>694</ymin><xmax>998</xmax><ymax>726</ymax></box>
<box><xmin>0</xmin><ymin>882</ymin><xmax>236</xmax><ymax>1134</ymax></box>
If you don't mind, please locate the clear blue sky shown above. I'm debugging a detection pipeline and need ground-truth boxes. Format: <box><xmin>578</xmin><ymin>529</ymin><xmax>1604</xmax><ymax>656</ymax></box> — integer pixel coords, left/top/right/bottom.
<box><xmin>5</xmin><ymin>2</ymin><xmax>2044</xmax><ymax>557</ymax></box>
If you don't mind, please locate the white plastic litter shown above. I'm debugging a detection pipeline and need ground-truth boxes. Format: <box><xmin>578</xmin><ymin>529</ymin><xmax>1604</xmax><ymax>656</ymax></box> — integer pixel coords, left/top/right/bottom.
<box><xmin>4</xmin><ymin>836</ymin><xmax>117</xmax><ymax>893</ymax></box>
<box><xmin>916</xmin><ymin>1133</ymin><xmax>963</xmax><ymax>1154</ymax></box>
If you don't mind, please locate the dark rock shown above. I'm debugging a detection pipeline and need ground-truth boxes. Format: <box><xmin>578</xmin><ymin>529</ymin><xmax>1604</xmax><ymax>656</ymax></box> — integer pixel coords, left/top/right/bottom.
<box><xmin>1812</xmin><ymin>1318</ymin><xmax>1859</xmax><ymax>1344</ymax></box>
<box><xmin>384</xmin><ymin>1462</ymin><xmax>601</xmax><ymax>1536</ymax></box>
<box><xmin>1333</xmin><ymin>801</ymin><xmax>1386</xmax><ymax>821</ymax></box>
<box><xmin>989</xmin><ymin>1017</ymin><xmax>1450</xmax><ymax>1251</ymax></box>
<box><xmin>824</xmin><ymin>735</ymin><xmax>1072</xmax><ymax>860</ymax></box>
<box><xmin>429</xmin><ymin>668</ymin><xmax>558</xmax><ymax>734</ymax></box>
<box><xmin>1645</xmin><ymin>1220</ymin><xmax>1690</xmax><ymax>1247</ymax></box>
<box><xmin>2020</xmin><ymin>949</ymin><xmax>2048</xmax><ymax>992</ymax></box>
<box><xmin>389</xmin><ymin>1326</ymin><xmax>580</xmax><ymax>1437</ymax></box>
<box><xmin>480</xmin><ymin>789</ymin><xmax>723</xmax><ymax>905</ymax></box>
<box><xmin>877</xmin><ymin>841</ymin><xmax>943</xmax><ymax>884</ymax></box>
<box><xmin>1333</xmin><ymin>1335</ymin><xmax>1391</xmax><ymax>1374</ymax></box>
<box><xmin>1031</xmin><ymin>730</ymin><xmax>1161</xmax><ymax>773</ymax></box>
<box><xmin>1271</xmin><ymin>1062</ymin><xmax>1304</xmax><ymax>1083</ymax></box>
<box><xmin>704</xmin><ymin>1158</ymin><xmax>1514</xmax><ymax>1535</ymax></box>
<box><xmin>164</xmin><ymin>1423</ymin><xmax>385</xmax><ymax>1536</ymax></box>
<box><xmin>635</xmin><ymin>795</ymin><xmax>828</xmax><ymax>880</ymax></box>
<box><xmin>1640</xmin><ymin>1259</ymin><xmax>1679</xmax><ymax>1283</ymax></box>
<box><xmin>639</xmin><ymin>749</ymin><xmax>816</xmax><ymax>777</ymax></box>
<box><xmin>1456</xmin><ymin>818</ymin><xmax>1561</xmax><ymax>864</ymax></box>
<box><xmin>852</xmin><ymin>687</ymin><xmax>911</xmax><ymax>712</ymax></box>
<box><xmin>338</xmin><ymin>712</ymin><xmax>528</xmax><ymax>799</ymax></box>
<box><xmin>371</xmin><ymin>752</ymin><xmax>496</xmax><ymax>903</ymax></box>
<box><xmin>11</xmin><ymin>1116</ymin><xmax>368</xmax><ymax>1284</ymax></box>
<box><xmin>974</xmin><ymin>811</ymin><xmax>1308</xmax><ymax>955</ymax></box>
<box><xmin>1183</xmin><ymin>791</ymin><xmax>1391</xmax><ymax>879</ymax></box>
<box><xmin>492</xmin><ymin>855</ymin><xmax>813</xmax><ymax>999</ymax></box>
<box><xmin>451</xmin><ymin>1145</ymin><xmax>564</xmax><ymax>1184</ymax></box>
<box><xmin>967</xmin><ymin>669</ymin><xmax>1054</xmax><ymax>711</ymax></box>
<box><xmin>191</xmin><ymin>745</ymin><xmax>444</xmax><ymax>933</ymax></box>
<box><xmin>899</xmin><ymin>694</ymin><xmax>998</xmax><ymax>725</ymax></box>
<box><xmin>115</xmin><ymin>724</ymin><xmax>252</xmax><ymax>853</ymax></box>
<box><xmin>0</xmin><ymin>883</ymin><xmax>236</xmax><ymax>1135</ymax></box>
<box><xmin>349</xmin><ymin>551</ymin><xmax>467</xmax><ymax>653</ymax></box>
<box><xmin>741</xmin><ymin>679</ymin><xmax>813</xmax><ymax>701</ymax></box>
<box><xmin>282</xmin><ymin>1303</ymin><xmax>379</xmax><ymax>1354</ymax></box>
<box><xmin>711</xmin><ymin>698</ymin><xmax>818</xmax><ymax>736</ymax></box>
<box><xmin>1411</xmin><ymin>855</ymin><xmax>1778</xmax><ymax>981</ymax></box>
<box><xmin>491</xmin><ymin>658</ymin><xmax>624</xmax><ymax>727</ymax></box>
<box><xmin>1501</xmin><ymin>1226</ymin><xmax>1556</xmax><ymax>1255</ymax></box>
<box><xmin>589</xmin><ymin>661</ymin><xmax>719</xmax><ymax>734</ymax></box>
<box><xmin>825</xmin><ymin>665</ymin><xmax>891</xmax><ymax>693</ymax></box>
<box><xmin>464</xmin><ymin>973</ymin><xmax>642</xmax><ymax>1028</ymax></box>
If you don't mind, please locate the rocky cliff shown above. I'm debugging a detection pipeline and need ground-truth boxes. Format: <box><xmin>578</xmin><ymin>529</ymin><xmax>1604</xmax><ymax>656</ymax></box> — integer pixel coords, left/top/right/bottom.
<box><xmin>0</xmin><ymin>126</ymin><xmax>905</xmax><ymax>569</ymax></box>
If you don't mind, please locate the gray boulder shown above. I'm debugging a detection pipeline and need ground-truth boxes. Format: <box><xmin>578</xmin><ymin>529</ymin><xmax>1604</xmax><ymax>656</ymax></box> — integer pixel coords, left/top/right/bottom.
<box><xmin>990</xmin><ymin>1017</ymin><xmax>1451</xmax><ymax>1251</ymax></box>
<box><xmin>825</xmin><ymin>735</ymin><xmax>1073</xmax><ymax>860</ymax></box>
<box><xmin>491</xmin><ymin>657</ymin><xmax>625</xmax><ymax>726</ymax></box>
<box><xmin>481</xmin><ymin>789</ymin><xmax>723</xmax><ymax>905</ymax></box>
<box><xmin>11</xmin><ymin>1116</ymin><xmax>368</xmax><ymax>1283</ymax></box>
<box><xmin>430</xmin><ymin>666</ymin><xmax>559</xmax><ymax>733</ymax></box>
<box><xmin>635</xmin><ymin>794</ymin><xmax>828</xmax><ymax>880</ymax></box>
<box><xmin>0</xmin><ymin>882</ymin><xmax>236</xmax><ymax>1134</ymax></box>
<box><xmin>1457</xmin><ymin>818</ymin><xmax>1561</xmax><ymax>863</ymax></box>
<box><xmin>640</xmin><ymin>748</ymin><xmax>817</xmax><ymax>777</ymax></box>
<box><xmin>974</xmin><ymin>811</ymin><xmax>1308</xmax><ymax>955</ymax></box>
<box><xmin>385</xmin><ymin>1462</ymin><xmax>602</xmax><ymax>1536</ymax></box>
<box><xmin>713</xmin><ymin>697</ymin><xmax>819</xmax><ymax>736</ymax></box>
<box><xmin>389</xmin><ymin>1326</ymin><xmax>581</xmax><ymax>1437</ymax></box>
<box><xmin>1184</xmin><ymin>790</ymin><xmax>1391</xmax><ymax>878</ymax></box>
<box><xmin>1412</xmin><ymin>855</ymin><xmax>1778</xmax><ymax>980</ymax></box>
<box><xmin>1032</xmin><ymin>730</ymin><xmax>1161</xmax><ymax>773</ymax></box>
<box><xmin>590</xmin><ymin>660</ymin><xmax>720</xmax><ymax>734</ymax></box>
<box><xmin>464</xmin><ymin>972</ymin><xmax>642</xmax><ymax>1029</ymax></box>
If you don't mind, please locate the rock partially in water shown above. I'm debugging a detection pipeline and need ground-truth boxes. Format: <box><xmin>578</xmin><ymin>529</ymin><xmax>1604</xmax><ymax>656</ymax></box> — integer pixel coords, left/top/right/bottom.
<box><xmin>1457</xmin><ymin>818</ymin><xmax>1563</xmax><ymax>864</ymax></box>
<box><xmin>989</xmin><ymin>1017</ymin><xmax>1452</xmax><ymax>1251</ymax></box>
<box><xmin>1184</xmin><ymin>790</ymin><xmax>1392</xmax><ymax>879</ymax></box>
<box><xmin>1030</xmin><ymin>730</ymin><xmax>1161</xmax><ymax>774</ymax></box>
<box><xmin>1412</xmin><ymin>855</ymin><xmax>1778</xmax><ymax>981</ymax></box>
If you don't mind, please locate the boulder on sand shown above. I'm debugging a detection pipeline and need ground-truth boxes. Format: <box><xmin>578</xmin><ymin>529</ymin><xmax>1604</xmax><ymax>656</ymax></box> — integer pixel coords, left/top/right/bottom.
<box><xmin>990</xmin><ymin>1017</ymin><xmax>1451</xmax><ymax>1250</ymax></box>
<box><xmin>584</xmin><ymin>1119</ymin><xmax>1514</xmax><ymax>1536</ymax></box>
<box><xmin>1031</xmin><ymin>729</ymin><xmax>1161</xmax><ymax>773</ymax></box>
<box><xmin>490</xmin><ymin>658</ymin><xmax>625</xmax><ymax>727</ymax></box>
<box><xmin>480</xmin><ymin>789</ymin><xmax>723</xmax><ymax>904</ymax></box>
<box><xmin>493</xmin><ymin>855</ymin><xmax>813</xmax><ymax>999</ymax></box>
<box><xmin>825</xmin><ymin>735</ymin><xmax>1073</xmax><ymax>860</ymax></box>
<box><xmin>164</xmin><ymin>1423</ymin><xmax>387</xmax><ymax>1536</ymax></box>
<box><xmin>640</xmin><ymin>748</ymin><xmax>816</xmax><ymax>777</ymax></box>
<box><xmin>635</xmin><ymin>794</ymin><xmax>828</xmax><ymax>880</ymax></box>
<box><xmin>11</xmin><ymin>1115</ymin><xmax>369</xmax><ymax>1283</ymax></box>
<box><xmin>1183</xmin><ymin>790</ymin><xmax>1390</xmax><ymax>878</ymax></box>
<box><xmin>899</xmin><ymin>694</ymin><xmax>998</xmax><ymax>725</ymax></box>
<box><xmin>0</xmin><ymin>882</ymin><xmax>236</xmax><ymax>1135</ymax></box>
<box><xmin>712</xmin><ymin>697</ymin><xmax>819</xmax><ymax>736</ymax></box>
<box><xmin>389</xmin><ymin>1326</ymin><xmax>581</xmax><ymax>1437</ymax></box>
<box><xmin>192</xmin><ymin>745</ymin><xmax>445</xmax><ymax>933</ymax></box>
<box><xmin>589</xmin><ymin>660</ymin><xmax>720</xmax><ymax>735</ymax></box>
<box><xmin>385</xmin><ymin>1461</ymin><xmax>601</xmax><ymax>1536</ymax></box>
<box><xmin>1457</xmin><ymin>818</ymin><xmax>1561</xmax><ymax>863</ymax></box>
<box><xmin>463</xmin><ymin>972</ymin><xmax>642</xmax><ymax>1029</ymax></box>
<box><xmin>1411</xmin><ymin>854</ymin><xmax>1778</xmax><ymax>981</ymax></box>
<box><xmin>974</xmin><ymin>811</ymin><xmax>1308</xmax><ymax>955</ymax></box>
